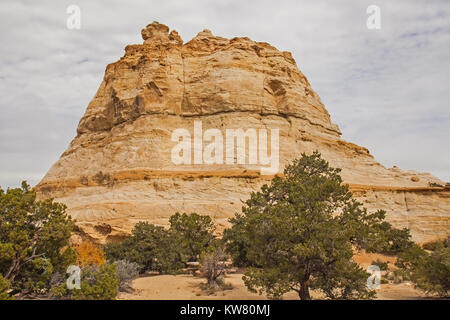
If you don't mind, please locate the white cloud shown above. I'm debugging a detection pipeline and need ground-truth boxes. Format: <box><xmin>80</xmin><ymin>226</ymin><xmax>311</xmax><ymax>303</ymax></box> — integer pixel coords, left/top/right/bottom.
<box><xmin>0</xmin><ymin>0</ymin><xmax>449</xmax><ymax>188</ymax></box>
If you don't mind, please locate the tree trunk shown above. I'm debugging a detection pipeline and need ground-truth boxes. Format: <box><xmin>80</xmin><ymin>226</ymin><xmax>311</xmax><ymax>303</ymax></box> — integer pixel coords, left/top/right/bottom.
<box><xmin>299</xmin><ymin>282</ymin><xmax>311</xmax><ymax>300</ymax></box>
<box><xmin>5</xmin><ymin>259</ymin><xmax>19</xmax><ymax>282</ymax></box>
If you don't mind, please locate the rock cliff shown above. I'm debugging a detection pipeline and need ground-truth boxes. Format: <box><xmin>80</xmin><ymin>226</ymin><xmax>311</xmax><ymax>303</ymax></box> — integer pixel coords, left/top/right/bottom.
<box><xmin>36</xmin><ymin>22</ymin><xmax>449</xmax><ymax>244</ymax></box>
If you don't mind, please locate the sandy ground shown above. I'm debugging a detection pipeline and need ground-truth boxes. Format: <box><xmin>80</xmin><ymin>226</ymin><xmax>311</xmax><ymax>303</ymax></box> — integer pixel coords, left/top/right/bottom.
<box><xmin>118</xmin><ymin>251</ymin><xmax>437</xmax><ymax>300</ymax></box>
<box><xmin>117</xmin><ymin>273</ymin><xmax>429</xmax><ymax>300</ymax></box>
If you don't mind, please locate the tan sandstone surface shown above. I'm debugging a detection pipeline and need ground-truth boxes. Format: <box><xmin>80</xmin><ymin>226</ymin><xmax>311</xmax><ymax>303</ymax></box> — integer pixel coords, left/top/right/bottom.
<box><xmin>35</xmin><ymin>22</ymin><xmax>449</xmax><ymax>244</ymax></box>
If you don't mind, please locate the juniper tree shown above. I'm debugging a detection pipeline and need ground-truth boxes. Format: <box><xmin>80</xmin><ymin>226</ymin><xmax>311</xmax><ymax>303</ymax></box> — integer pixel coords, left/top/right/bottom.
<box><xmin>104</xmin><ymin>222</ymin><xmax>184</xmax><ymax>273</ymax></box>
<box><xmin>0</xmin><ymin>182</ymin><xmax>75</xmax><ymax>295</ymax></box>
<box><xmin>169</xmin><ymin>212</ymin><xmax>216</xmax><ymax>262</ymax></box>
<box><xmin>225</xmin><ymin>152</ymin><xmax>410</xmax><ymax>300</ymax></box>
<box><xmin>396</xmin><ymin>241</ymin><xmax>449</xmax><ymax>297</ymax></box>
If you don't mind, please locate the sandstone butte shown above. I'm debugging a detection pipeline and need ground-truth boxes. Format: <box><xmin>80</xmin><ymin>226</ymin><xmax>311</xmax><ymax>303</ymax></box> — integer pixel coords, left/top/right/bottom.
<box><xmin>35</xmin><ymin>22</ymin><xmax>449</xmax><ymax>244</ymax></box>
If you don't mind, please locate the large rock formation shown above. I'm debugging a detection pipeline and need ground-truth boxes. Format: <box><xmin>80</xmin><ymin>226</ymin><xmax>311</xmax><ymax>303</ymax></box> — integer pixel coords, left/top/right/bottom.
<box><xmin>36</xmin><ymin>22</ymin><xmax>449</xmax><ymax>244</ymax></box>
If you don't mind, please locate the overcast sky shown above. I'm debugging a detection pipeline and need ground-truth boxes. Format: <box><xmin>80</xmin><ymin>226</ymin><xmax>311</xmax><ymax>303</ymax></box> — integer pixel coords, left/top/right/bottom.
<box><xmin>0</xmin><ymin>0</ymin><xmax>449</xmax><ymax>189</ymax></box>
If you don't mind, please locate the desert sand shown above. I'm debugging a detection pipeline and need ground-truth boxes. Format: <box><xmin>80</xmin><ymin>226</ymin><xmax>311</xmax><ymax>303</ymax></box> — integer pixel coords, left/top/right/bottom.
<box><xmin>117</xmin><ymin>251</ymin><xmax>432</xmax><ymax>300</ymax></box>
<box><xmin>117</xmin><ymin>273</ymin><xmax>428</xmax><ymax>300</ymax></box>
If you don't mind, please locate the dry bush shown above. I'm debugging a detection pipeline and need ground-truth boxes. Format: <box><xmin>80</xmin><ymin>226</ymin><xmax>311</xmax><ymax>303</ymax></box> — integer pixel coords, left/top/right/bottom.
<box><xmin>114</xmin><ymin>260</ymin><xmax>140</xmax><ymax>292</ymax></box>
<box><xmin>200</xmin><ymin>247</ymin><xmax>232</xmax><ymax>294</ymax></box>
<box><xmin>75</xmin><ymin>241</ymin><xmax>106</xmax><ymax>267</ymax></box>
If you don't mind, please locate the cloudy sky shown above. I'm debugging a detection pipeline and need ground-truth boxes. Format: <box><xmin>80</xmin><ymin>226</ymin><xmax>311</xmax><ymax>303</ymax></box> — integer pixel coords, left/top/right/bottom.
<box><xmin>0</xmin><ymin>0</ymin><xmax>449</xmax><ymax>188</ymax></box>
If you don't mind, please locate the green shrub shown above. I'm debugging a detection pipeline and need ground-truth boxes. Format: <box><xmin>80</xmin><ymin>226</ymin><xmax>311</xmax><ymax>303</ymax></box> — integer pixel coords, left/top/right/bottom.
<box><xmin>396</xmin><ymin>243</ymin><xmax>449</xmax><ymax>297</ymax></box>
<box><xmin>392</xmin><ymin>269</ymin><xmax>409</xmax><ymax>284</ymax></box>
<box><xmin>74</xmin><ymin>264</ymin><xmax>119</xmax><ymax>300</ymax></box>
<box><xmin>223</xmin><ymin>217</ymin><xmax>251</xmax><ymax>267</ymax></box>
<box><xmin>362</xmin><ymin>218</ymin><xmax>414</xmax><ymax>255</ymax></box>
<box><xmin>428</xmin><ymin>182</ymin><xmax>443</xmax><ymax>188</ymax></box>
<box><xmin>52</xmin><ymin>263</ymin><xmax>119</xmax><ymax>300</ymax></box>
<box><xmin>0</xmin><ymin>182</ymin><xmax>75</xmax><ymax>297</ymax></box>
<box><xmin>104</xmin><ymin>222</ymin><xmax>184</xmax><ymax>273</ymax></box>
<box><xmin>422</xmin><ymin>237</ymin><xmax>449</xmax><ymax>251</ymax></box>
<box><xmin>104</xmin><ymin>213</ymin><xmax>217</xmax><ymax>274</ymax></box>
<box><xmin>371</xmin><ymin>259</ymin><xmax>389</xmax><ymax>271</ymax></box>
<box><xmin>169</xmin><ymin>212</ymin><xmax>216</xmax><ymax>262</ymax></box>
<box><xmin>0</xmin><ymin>275</ymin><xmax>12</xmax><ymax>300</ymax></box>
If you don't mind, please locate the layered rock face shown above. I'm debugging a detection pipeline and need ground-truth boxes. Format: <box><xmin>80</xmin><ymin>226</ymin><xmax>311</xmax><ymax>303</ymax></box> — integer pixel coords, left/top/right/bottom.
<box><xmin>36</xmin><ymin>22</ymin><xmax>449</xmax><ymax>243</ymax></box>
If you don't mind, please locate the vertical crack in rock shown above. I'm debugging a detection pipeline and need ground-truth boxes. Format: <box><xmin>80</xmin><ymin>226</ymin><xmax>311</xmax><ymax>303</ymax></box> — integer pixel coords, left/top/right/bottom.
<box><xmin>403</xmin><ymin>191</ymin><xmax>410</xmax><ymax>230</ymax></box>
<box><xmin>181</xmin><ymin>51</ymin><xmax>186</xmax><ymax>116</ymax></box>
